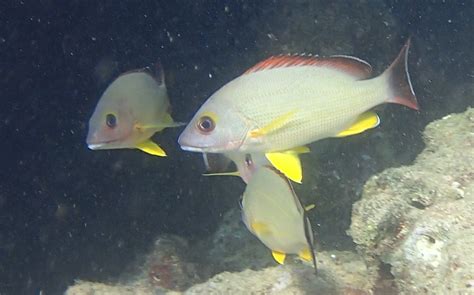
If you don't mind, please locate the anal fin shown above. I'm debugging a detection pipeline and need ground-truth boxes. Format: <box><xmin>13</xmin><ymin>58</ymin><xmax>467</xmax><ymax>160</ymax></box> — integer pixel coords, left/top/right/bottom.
<box><xmin>298</xmin><ymin>248</ymin><xmax>313</xmax><ymax>262</ymax></box>
<box><xmin>336</xmin><ymin>111</ymin><xmax>380</xmax><ymax>137</ymax></box>
<box><xmin>136</xmin><ymin>139</ymin><xmax>167</xmax><ymax>157</ymax></box>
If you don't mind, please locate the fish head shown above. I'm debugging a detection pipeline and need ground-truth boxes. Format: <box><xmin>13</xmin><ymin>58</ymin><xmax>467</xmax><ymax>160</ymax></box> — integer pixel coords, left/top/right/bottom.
<box><xmin>178</xmin><ymin>97</ymin><xmax>250</xmax><ymax>153</ymax></box>
<box><xmin>227</xmin><ymin>152</ymin><xmax>267</xmax><ymax>184</ymax></box>
<box><xmin>86</xmin><ymin>93</ymin><xmax>137</xmax><ymax>150</ymax></box>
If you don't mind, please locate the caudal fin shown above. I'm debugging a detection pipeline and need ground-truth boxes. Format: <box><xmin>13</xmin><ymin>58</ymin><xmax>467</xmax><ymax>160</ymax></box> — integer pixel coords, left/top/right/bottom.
<box><xmin>384</xmin><ymin>39</ymin><xmax>419</xmax><ymax>110</ymax></box>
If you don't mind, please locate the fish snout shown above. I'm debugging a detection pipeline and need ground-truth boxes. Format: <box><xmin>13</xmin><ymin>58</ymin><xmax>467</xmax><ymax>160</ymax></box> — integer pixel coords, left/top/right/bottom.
<box><xmin>86</xmin><ymin>132</ymin><xmax>103</xmax><ymax>150</ymax></box>
<box><xmin>177</xmin><ymin>127</ymin><xmax>204</xmax><ymax>152</ymax></box>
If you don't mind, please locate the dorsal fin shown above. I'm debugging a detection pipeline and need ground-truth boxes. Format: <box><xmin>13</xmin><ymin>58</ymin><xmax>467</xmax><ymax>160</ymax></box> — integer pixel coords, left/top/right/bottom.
<box><xmin>244</xmin><ymin>55</ymin><xmax>372</xmax><ymax>80</ymax></box>
<box><xmin>118</xmin><ymin>59</ymin><xmax>166</xmax><ymax>86</ymax></box>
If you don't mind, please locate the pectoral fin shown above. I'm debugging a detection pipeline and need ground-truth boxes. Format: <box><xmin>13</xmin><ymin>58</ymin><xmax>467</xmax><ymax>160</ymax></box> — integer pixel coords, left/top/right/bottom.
<box><xmin>249</xmin><ymin>111</ymin><xmax>296</xmax><ymax>138</ymax></box>
<box><xmin>272</xmin><ymin>251</ymin><xmax>287</xmax><ymax>265</ymax></box>
<box><xmin>136</xmin><ymin>140</ymin><xmax>167</xmax><ymax>157</ymax></box>
<box><xmin>265</xmin><ymin>147</ymin><xmax>308</xmax><ymax>183</ymax></box>
<box><xmin>305</xmin><ymin>204</ymin><xmax>316</xmax><ymax>211</ymax></box>
<box><xmin>203</xmin><ymin>171</ymin><xmax>240</xmax><ymax>177</ymax></box>
<box><xmin>336</xmin><ymin>111</ymin><xmax>380</xmax><ymax>137</ymax></box>
<box><xmin>139</xmin><ymin>114</ymin><xmax>186</xmax><ymax>131</ymax></box>
<box><xmin>251</xmin><ymin>221</ymin><xmax>272</xmax><ymax>235</ymax></box>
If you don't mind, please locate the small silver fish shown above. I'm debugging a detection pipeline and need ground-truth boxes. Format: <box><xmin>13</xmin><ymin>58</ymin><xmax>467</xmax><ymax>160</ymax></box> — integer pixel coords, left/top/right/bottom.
<box><xmin>87</xmin><ymin>62</ymin><xmax>183</xmax><ymax>156</ymax></box>
<box><xmin>241</xmin><ymin>166</ymin><xmax>317</xmax><ymax>272</ymax></box>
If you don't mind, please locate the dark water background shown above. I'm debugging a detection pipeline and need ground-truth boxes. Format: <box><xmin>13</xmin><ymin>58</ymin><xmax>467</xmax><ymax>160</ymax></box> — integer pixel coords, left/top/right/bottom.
<box><xmin>0</xmin><ymin>1</ymin><xmax>472</xmax><ymax>294</ymax></box>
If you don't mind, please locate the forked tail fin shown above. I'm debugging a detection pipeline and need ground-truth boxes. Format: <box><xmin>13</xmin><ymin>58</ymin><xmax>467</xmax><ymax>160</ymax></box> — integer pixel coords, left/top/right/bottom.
<box><xmin>383</xmin><ymin>39</ymin><xmax>419</xmax><ymax>110</ymax></box>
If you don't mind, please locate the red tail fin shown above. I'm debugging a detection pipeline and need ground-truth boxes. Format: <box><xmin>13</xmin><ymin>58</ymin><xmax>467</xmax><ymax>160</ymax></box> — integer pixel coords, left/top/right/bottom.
<box><xmin>384</xmin><ymin>39</ymin><xmax>419</xmax><ymax>110</ymax></box>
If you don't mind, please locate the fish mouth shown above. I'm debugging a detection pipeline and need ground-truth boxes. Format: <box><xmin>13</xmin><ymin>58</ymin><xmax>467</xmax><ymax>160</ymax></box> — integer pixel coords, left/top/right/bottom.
<box><xmin>179</xmin><ymin>142</ymin><xmax>241</xmax><ymax>153</ymax></box>
<box><xmin>180</xmin><ymin>145</ymin><xmax>205</xmax><ymax>152</ymax></box>
<box><xmin>87</xmin><ymin>137</ymin><xmax>125</xmax><ymax>150</ymax></box>
<box><xmin>88</xmin><ymin>143</ymin><xmax>106</xmax><ymax>150</ymax></box>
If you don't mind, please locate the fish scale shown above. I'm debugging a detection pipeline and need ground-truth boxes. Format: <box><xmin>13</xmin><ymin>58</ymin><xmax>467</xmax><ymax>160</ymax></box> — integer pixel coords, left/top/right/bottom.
<box><xmin>230</xmin><ymin>67</ymin><xmax>387</xmax><ymax>151</ymax></box>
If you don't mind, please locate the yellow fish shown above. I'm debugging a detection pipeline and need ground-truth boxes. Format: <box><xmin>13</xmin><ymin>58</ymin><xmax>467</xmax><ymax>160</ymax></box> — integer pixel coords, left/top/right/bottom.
<box><xmin>87</xmin><ymin>63</ymin><xmax>183</xmax><ymax>156</ymax></box>
<box><xmin>241</xmin><ymin>166</ymin><xmax>317</xmax><ymax>272</ymax></box>
<box><xmin>179</xmin><ymin>40</ymin><xmax>418</xmax><ymax>180</ymax></box>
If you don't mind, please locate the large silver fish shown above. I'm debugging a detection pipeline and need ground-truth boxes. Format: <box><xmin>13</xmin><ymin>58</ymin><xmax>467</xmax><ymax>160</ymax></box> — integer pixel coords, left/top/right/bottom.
<box><xmin>179</xmin><ymin>40</ymin><xmax>418</xmax><ymax>182</ymax></box>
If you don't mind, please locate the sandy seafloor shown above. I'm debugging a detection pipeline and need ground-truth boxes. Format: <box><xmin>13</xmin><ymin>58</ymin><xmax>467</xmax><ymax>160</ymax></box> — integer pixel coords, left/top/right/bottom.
<box><xmin>0</xmin><ymin>1</ymin><xmax>473</xmax><ymax>294</ymax></box>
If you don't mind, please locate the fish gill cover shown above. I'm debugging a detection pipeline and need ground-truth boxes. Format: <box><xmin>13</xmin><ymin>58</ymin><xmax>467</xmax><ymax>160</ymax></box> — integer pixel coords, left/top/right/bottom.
<box><xmin>0</xmin><ymin>0</ymin><xmax>472</xmax><ymax>294</ymax></box>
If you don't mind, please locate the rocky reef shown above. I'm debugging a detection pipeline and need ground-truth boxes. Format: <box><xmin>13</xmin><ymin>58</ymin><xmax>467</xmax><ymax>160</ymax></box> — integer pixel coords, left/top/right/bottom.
<box><xmin>66</xmin><ymin>108</ymin><xmax>473</xmax><ymax>294</ymax></box>
<box><xmin>349</xmin><ymin>108</ymin><xmax>474</xmax><ymax>294</ymax></box>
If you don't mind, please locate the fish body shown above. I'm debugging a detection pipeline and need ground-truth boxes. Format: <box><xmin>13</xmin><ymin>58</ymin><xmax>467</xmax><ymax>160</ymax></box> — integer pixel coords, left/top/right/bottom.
<box><xmin>241</xmin><ymin>166</ymin><xmax>317</xmax><ymax>270</ymax></box>
<box><xmin>87</xmin><ymin>63</ymin><xmax>182</xmax><ymax>156</ymax></box>
<box><xmin>179</xmin><ymin>40</ymin><xmax>418</xmax><ymax>154</ymax></box>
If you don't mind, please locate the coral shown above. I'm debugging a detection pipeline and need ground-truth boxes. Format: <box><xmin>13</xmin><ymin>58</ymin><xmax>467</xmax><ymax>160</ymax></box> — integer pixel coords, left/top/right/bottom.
<box><xmin>349</xmin><ymin>108</ymin><xmax>474</xmax><ymax>294</ymax></box>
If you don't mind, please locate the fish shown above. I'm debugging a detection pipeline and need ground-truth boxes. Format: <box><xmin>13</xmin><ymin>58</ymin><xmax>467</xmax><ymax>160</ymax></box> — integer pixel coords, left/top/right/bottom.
<box><xmin>87</xmin><ymin>62</ymin><xmax>183</xmax><ymax>156</ymax></box>
<box><xmin>202</xmin><ymin>152</ymin><xmax>268</xmax><ymax>184</ymax></box>
<box><xmin>178</xmin><ymin>40</ymin><xmax>418</xmax><ymax>181</ymax></box>
<box><xmin>241</xmin><ymin>166</ymin><xmax>317</xmax><ymax>272</ymax></box>
<box><xmin>202</xmin><ymin>147</ymin><xmax>309</xmax><ymax>184</ymax></box>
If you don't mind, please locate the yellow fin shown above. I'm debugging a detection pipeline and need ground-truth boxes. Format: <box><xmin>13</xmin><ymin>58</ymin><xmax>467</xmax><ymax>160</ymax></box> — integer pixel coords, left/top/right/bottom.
<box><xmin>265</xmin><ymin>149</ymin><xmax>304</xmax><ymax>183</ymax></box>
<box><xmin>251</xmin><ymin>221</ymin><xmax>271</xmax><ymax>235</ymax></box>
<box><xmin>140</xmin><ymin>122</ymin><xmax>186</xmax><ymax>130</ymax></box>
<box><xmin>336</xmin><ymin>111</ymin><xmax>380</xmax><ymax>137</ymax></box>
<box><xmin>272</xmin><ymin>251</ymin><xmax>286</xmax><ymax>265</ymax></box>
<box><xmin>203</xmin><ymin>171</ymin><xmax>240</xmax><ymax>177</ymax></box>
<box><xmin>299</xmin><ymin>248</ymin><xmax>313</xmax><ymax>262</ymax></box>
<box><xmin>249</xmin><ymin>111</ymin><xmax>296</xmax><ymax>138</ymax></box>
<box><xmin>136</xmin><ymin>140</ymin><xmax>167</xmax><ymax>157</ymax></box>
<box><xmin>305</xmin><ymin>204</ymin><xmax>316</xmax><ymax>211</ymax></box>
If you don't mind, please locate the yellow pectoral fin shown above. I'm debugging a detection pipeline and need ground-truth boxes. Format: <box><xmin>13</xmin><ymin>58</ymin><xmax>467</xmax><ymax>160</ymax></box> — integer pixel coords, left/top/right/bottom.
<box><xmin>272</xmin><ymin>251</ymin><xmax>287</xmax><ymax>265</ymax></box>
<box><xmin>251</xmin><ymin>221</ymin><xmax>271</xmax><ymax>236</ymax></box>
<box><xmin>290</xmin><ymin>146</ymin><xmax>310</xmax><ymax>154</ymax></box>
<box><xmin>299</xmin><ymin>248</ymin><xmax>313</xmax><ymax>262</ymax></box>
<box><xmin>265</xmin><ymin>151</ymin><xmax>303</xmax><ymax>183</ymax></box>
<box><xmin>140</xmin><ymin>122</ymin><xmax>186</xmax><ymax>132</ymax></box>
<box><xmin>336</xmin><ymin>111</ymin><xmax>380</xmax><ymax>137</ymax></box>
<box><xmin>136</xmin><ymin>140</ymin><xmax>167</xmax><ymax>157</ymax></box>
<box><xmin>305</xmin><ymin>204</ymin><xmax>316</xmax><ymax>211</ymax></box>
<box><xmin>203</xmin><ymin>171</ymin><xmax>240</xmax><ymax>177</ymax></box>
<box><xmin>249</xmin><ymin>111</ymin><xmax>296</xmax><ymax>138</ymax></box>
<box><xmin>161</xmin><ymin>113</ymin><xmax>187</xmax><ymax>128</ymax></box>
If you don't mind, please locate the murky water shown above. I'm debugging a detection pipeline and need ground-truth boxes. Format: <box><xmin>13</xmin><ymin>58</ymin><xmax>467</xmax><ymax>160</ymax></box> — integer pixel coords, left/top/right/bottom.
<box><xmin>0</xmin><ymin>1</ymin><xmax>472</xmax><ymax>294</ymax></box>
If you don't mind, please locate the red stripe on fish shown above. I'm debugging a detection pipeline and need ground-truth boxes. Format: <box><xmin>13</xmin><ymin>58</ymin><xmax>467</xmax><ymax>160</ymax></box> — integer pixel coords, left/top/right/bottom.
<box><xmin>244</xmin><ymin>55</ymin><xmax>373</xmax><ymax>80</ymax></box>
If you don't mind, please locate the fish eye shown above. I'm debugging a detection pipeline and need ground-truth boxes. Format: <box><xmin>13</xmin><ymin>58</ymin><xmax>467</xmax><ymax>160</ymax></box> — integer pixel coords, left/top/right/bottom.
<box><xmin>197</xmin><ymin>116</ymin><xmax>215</xmax><ymax>133</ymax></box>
<box><xmin>105</xmin><ymin>113</ymin><xmax>117</xmax><ymax>128</ymax></box>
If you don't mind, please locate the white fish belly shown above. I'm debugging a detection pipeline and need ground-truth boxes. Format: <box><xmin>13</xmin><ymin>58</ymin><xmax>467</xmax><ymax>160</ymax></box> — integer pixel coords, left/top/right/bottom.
<box><xmin>225</xmin><ymin>66</ymin><xmax>388</xmax><ymax>152</ymax></box>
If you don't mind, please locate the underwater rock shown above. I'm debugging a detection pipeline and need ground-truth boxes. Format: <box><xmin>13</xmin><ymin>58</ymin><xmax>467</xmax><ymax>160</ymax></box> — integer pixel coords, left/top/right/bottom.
<box><xmin>66</xmin><ymin>209</ymin><xmax>374</xmax><ymax>294</ymax></box>
<box><xmin>66</xmin><ymin>234</ymin><xmax>201</xmax><ymax>294</ymax></box>
<box><xmin>65</xmin><ymin>281</ymin><xmax>156</xmax><ymax>295</ymax></box>
<box><xmin>349</xmin><ymin>108</ymin><xmax>474</xmax><ymax>294</ymax></box>
<box><xmin>188</xmin><ymin>206</ymin><xmax>374</xmax><ymax>294</ymax></box>
<box><xmin>185</xmin><ymin>251</ymin><xmax>372</xmax><ymax>295</ymax></box>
